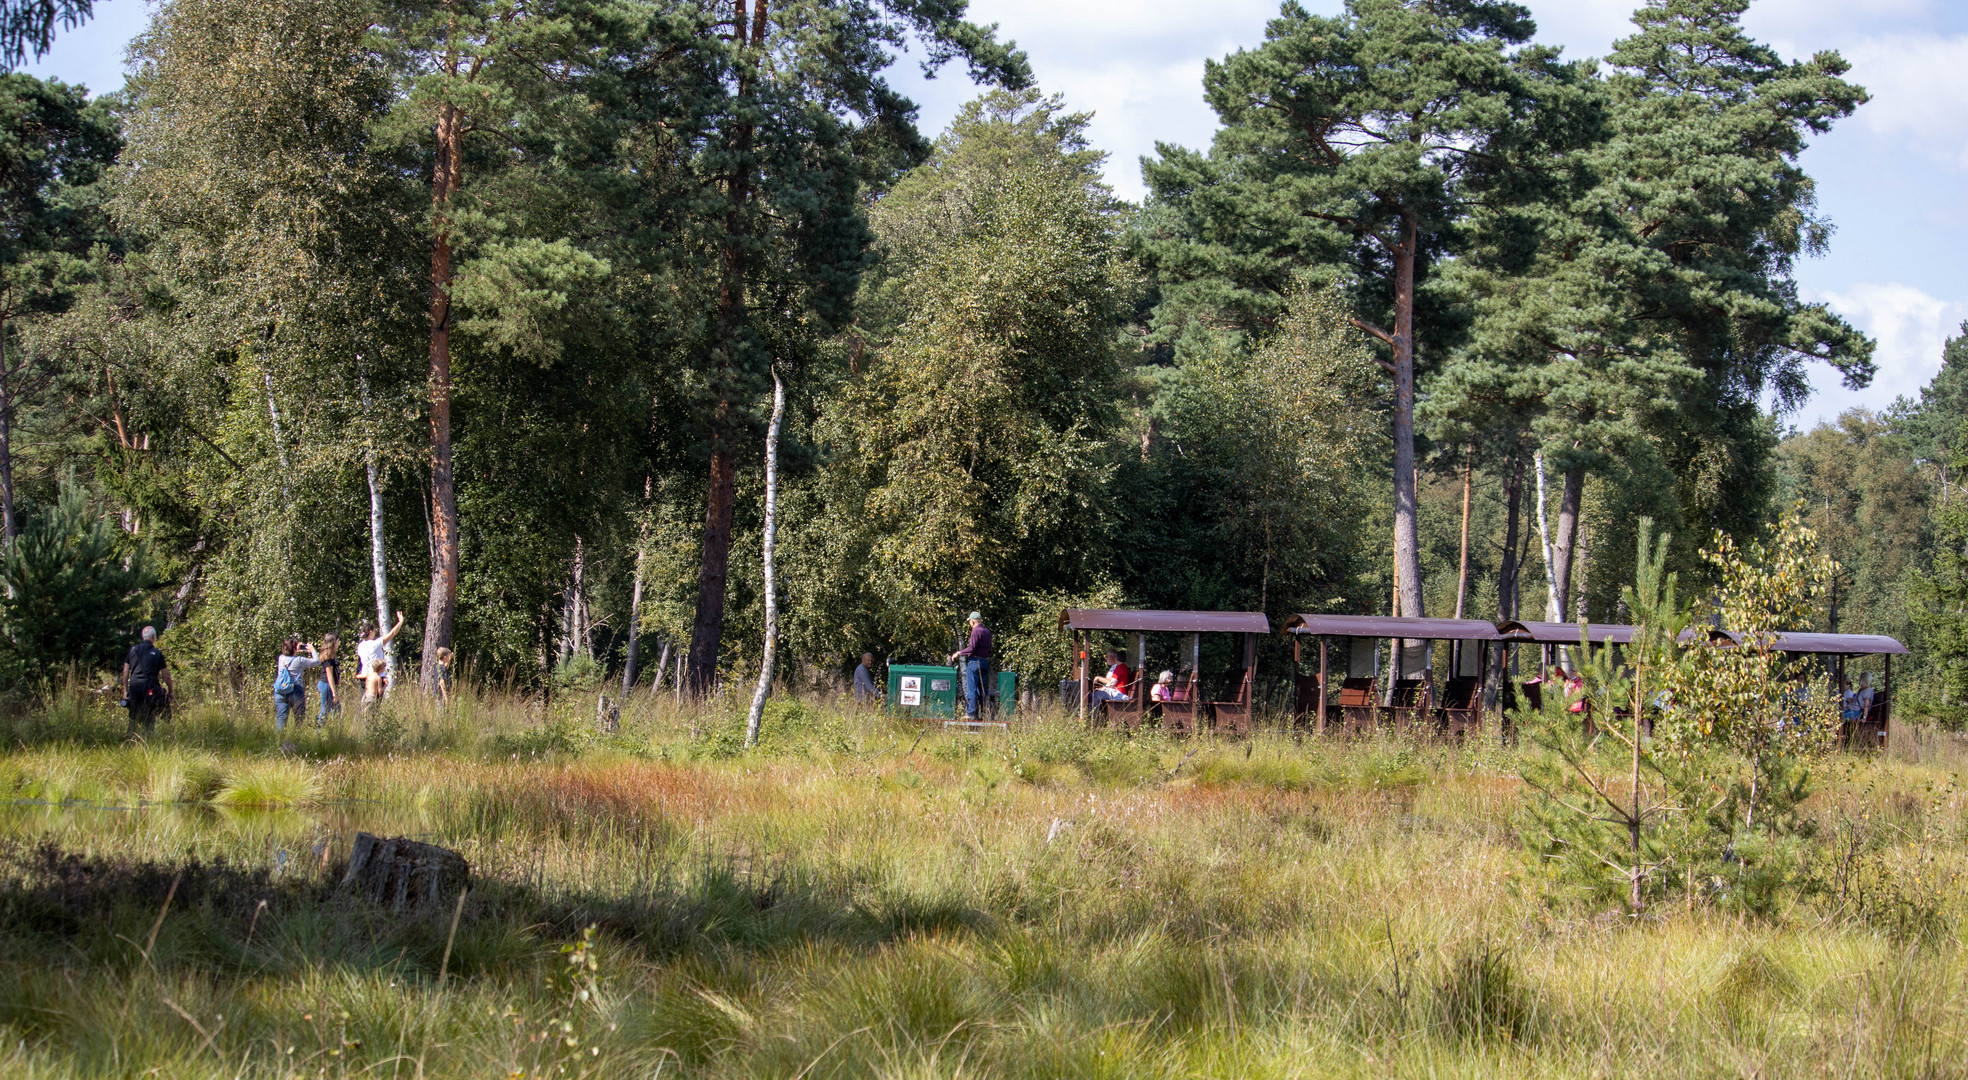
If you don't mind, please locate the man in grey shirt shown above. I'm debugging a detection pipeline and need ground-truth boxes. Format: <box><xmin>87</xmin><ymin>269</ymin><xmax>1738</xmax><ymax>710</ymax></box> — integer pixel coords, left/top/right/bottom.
<box><xmin>853</xmin><ymin>653</ymin><xmax>879</xmax><ymax>702</ymax></box>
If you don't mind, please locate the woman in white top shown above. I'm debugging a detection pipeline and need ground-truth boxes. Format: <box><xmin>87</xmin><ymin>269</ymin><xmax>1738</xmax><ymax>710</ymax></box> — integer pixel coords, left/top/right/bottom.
<box><xmin>355</xmin><ymin>611</ymin><xmax>407</xmax><ymax>702</ymax></box>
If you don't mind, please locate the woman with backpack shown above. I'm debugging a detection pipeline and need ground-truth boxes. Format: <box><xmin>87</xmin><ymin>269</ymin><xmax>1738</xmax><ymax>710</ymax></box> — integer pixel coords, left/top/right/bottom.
<box><xmin>274</xmin><ymin>637</ymin><xmax>324</xmax><ymax>732</ymax></box>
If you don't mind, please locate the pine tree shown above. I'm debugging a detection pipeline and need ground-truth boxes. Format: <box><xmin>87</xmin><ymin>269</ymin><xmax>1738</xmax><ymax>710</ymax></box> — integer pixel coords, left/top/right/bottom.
<box><xmin>1518</xmin><ymin>517</ymin><xmax>1690</xmax><ymax>912</ymax></box>
<box><xmin>0</xmin><ymin>477</ymin><xmax>152</xmax><ymax>687</ymax></box>
<box><xmin>1139</xmin><ymin>0</ymin><xmax>1591</xmax><ymax>628</ymax></box>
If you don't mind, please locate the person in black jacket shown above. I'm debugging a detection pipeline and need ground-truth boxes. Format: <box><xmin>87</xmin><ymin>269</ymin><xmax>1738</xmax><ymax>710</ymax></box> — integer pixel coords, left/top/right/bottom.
<box><xmin>120</xmin><ymin>626</ymin><xmax>174</xmax><ymax>738</ymax></box>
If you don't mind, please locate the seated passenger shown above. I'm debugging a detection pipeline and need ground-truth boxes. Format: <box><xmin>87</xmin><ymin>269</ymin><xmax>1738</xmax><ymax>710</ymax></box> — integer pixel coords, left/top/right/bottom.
<box><xmin>1848</xmin><ymin>671</ymin><xmax>1875</xmax><ymax>720</ymax></box>
<box><xmin>1091</xmin><ymin>649</ymin><xmax>1133</xmax><ymax>706</ymax></box>
<box><xmin>1151</xmin><ymin>670</ymin><xmax>1177</xmax><ymax>703</ymax></box>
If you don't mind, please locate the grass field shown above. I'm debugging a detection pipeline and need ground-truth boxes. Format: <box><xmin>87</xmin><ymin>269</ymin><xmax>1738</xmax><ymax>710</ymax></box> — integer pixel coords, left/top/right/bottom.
<box><xmin>0</xmin><ymin>683</ymin><xmax>1962</xmax><ymax>1078</ymax></box>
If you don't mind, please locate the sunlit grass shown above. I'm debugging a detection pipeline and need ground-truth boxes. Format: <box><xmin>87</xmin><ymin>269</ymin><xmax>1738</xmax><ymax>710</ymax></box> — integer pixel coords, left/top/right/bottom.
<box><xmin>210</xmin><ymin>756</ymin><xmax>326</xmax><ymax>808</ymax></box>
<box><xmin>0</xmin><ymin>686</ymin><xmax>1960</xmax><ymax>1077</ymax></box>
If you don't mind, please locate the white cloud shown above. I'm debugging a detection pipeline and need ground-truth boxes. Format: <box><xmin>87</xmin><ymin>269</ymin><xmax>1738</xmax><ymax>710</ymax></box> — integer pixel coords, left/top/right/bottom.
<box><xmin>1800</xmin><ymin>282</ymin><xmax>1967</xmax><ymax>425</ymax></box>
<box><xmin>1832</xmin><ymin>34</ymin><xmax>1968</xmax><ymax>171</ymax></box>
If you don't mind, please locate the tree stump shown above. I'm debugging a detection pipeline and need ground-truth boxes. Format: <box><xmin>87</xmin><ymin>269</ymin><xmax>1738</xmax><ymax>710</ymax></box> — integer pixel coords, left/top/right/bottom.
<box><xmin>340</xmin><ymin>832</ymin><xmax>469</xmax><ymax>911</ymax></box>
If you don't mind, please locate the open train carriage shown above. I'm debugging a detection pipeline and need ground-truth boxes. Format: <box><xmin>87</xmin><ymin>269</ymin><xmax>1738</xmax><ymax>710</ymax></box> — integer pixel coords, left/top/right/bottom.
<box><xmin>1493</xmin><ymin>620</ymin><xmax>1636</xmax><ymax>734</ymax></box>
<box><xmin>1058</xmin><ymin>609</ymin><xmax>1270</xmax><ymax>735</ymax></box>
<box><xmin>1279</xmin><ymin>615</ymin><xmax>1503</xmax><ymax>739</ymax></box>
<box><xmin>1685</xmin><ymin>629</ymin><xmax>1907</xmax><ymax>749</ymax></box>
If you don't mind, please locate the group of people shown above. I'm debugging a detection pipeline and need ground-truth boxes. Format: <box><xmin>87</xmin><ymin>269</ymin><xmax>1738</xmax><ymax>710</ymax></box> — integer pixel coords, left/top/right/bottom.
<box><xmin>115</xmin><ymin>609</ymin><xmax>459</xmax><ymax>739</ymax></box>
<box><xmin>1089</xmin><ymin>650</ymin><xmax>1184</xmax><ymax>709</ymax></box>
<box><xmin>847</xmin><ymin>612</ymin><xmax>1005</xmax><ymax>721</ymax></box>
<box><xmin>270</xmin><ymin>612</ymin><xmax>423</xmax><ymax>730</ymax></box>
<box><xmin>1841</xmin><ymin>671</ymin><xmax>1876</xmax><ymax>722</ymax></box>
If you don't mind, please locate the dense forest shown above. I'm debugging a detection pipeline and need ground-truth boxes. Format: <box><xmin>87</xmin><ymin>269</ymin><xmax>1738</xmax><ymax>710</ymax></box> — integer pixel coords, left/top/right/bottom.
<box><xmin>1</xmin><ymin>0</ymin><xmax>1964</xmax><ymax>714</ymax></box>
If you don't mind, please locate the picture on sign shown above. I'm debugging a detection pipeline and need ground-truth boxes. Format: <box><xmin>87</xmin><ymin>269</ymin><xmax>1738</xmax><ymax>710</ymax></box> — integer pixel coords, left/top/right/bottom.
<box><xmin>899</xmin><ymin>675</ymin><xmax>922</xmax><ymax>706</ymax></box>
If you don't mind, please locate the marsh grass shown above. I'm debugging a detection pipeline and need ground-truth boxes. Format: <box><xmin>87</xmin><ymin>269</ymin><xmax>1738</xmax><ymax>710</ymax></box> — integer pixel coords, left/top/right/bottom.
<box><xmin>0</xmin><ymin>686</ymin><xmax>1961</xmax><ymax>1077</ymax></box>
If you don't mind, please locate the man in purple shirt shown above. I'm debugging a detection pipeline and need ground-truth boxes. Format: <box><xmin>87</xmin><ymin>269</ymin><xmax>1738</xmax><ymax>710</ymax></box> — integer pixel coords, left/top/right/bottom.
<box><xmin>947</xmin><ymin>611</ymin><xmax>992</xmax><ymax>719</ymax></box>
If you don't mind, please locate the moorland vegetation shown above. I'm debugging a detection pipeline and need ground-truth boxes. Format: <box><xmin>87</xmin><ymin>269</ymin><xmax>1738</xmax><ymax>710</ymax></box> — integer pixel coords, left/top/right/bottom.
<box><xmin>0</xmin><ymin>685</ymin><xmax>1963</xmax><ymax>1078</ymax></box>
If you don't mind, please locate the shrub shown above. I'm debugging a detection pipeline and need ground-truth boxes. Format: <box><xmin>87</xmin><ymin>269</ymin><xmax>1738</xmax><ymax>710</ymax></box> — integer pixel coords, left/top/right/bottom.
<box><xmin>0</xmin><ymin>479</ymin><xmax>155</xmax><ymax>690</ymax></box>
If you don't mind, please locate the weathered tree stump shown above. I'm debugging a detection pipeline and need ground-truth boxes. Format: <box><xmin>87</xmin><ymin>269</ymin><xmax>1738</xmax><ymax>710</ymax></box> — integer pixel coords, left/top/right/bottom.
<box><xmin>340</xmin><ymin>832</ymin><xmax>469</xmax><ymax>911</ymax></box>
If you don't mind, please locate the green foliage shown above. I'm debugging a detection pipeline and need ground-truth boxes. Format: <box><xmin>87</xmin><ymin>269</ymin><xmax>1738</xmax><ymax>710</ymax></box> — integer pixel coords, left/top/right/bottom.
<box><xmin>0</xmin><ymin>479</ymin><xmax>152</xmax><ymax>686</ymax></box>
<box><xmin>1892</xmin><ymin>322</ymin><xmax>1968</xmax><ymax>468</ymax></box>
<box><xmin>0</xmin><ymin>2</ymin><xmax>91</xmax><ymax>70</ymax></box>
<box><xmin>798</xmin><ymin>90</ymin><xmax>1127</xmax><ymax>662</ymax></box>
<box><xmin>1775</xmin><ymin>409</ymin><xmax>1927</xmax><ymax>638</ymax></box>
<box><xmin>994</xmin><ymin>581</ymin><xmax>1127</xmax><ymax>695</ymax></box>
<box><xmin>1139</xmin><ymin>0</ymin><xmax>1566</xmax><ymax>343</ymax></box>
<box><xmin>1911</xmin><ymin>438</ymin><xmax>1968</xmax><ymax>721</ymax></box>
<box><xmin>1521</xmin><ymin>512</ymin><xmax>1845</xmax><ymax>915</ymax></box>
<box><xmin>1118</xmin><ymin>284</ymin><xmax>1382</xmax><ymax>616</ymax></box>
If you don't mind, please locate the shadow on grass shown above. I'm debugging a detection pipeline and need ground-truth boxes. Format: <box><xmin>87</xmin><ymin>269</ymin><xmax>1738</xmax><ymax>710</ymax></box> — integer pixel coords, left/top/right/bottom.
<box><xmin>0</xmin><ymin>837</ymin><xmax>992</xmax><ymax>986</ymax></box>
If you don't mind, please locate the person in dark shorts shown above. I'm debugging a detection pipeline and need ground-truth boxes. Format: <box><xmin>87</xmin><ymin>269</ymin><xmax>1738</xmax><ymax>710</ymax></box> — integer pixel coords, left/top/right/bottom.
<box><xmin>120</xmin><ymin>626</ymin><xmax>173</xmax><ymax>738</ymax></box>
<box><xmin>316</xmin><ymin>633</ymin><xmax>343</xmax><ymax>726</ymax></box>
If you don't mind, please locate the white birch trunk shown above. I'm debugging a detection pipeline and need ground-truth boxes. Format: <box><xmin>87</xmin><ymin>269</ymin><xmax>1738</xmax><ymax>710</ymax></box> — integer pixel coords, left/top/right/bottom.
<box><xmin>1534</xmin><ymin>450</ymin><xmax>1567</xmax><ymax>670</ymax></box>
<box><xmin>622</xmin><ymin>544</ymin><xmax>647</xmax><ymax>698</ymax></box>
<box><xmin>360</xmin><ymin>372</ymin><xmax>395</xmax><ymax>695</ymax></box>
<box><xmin>743</xmin><ymin>370</ymin><xmax>785</xmax><ymax>748</ymax></box>
<box><xmin>265</xmin><ymin>368</ymin><xmax>292</xmax><ymax>497</ymax></box>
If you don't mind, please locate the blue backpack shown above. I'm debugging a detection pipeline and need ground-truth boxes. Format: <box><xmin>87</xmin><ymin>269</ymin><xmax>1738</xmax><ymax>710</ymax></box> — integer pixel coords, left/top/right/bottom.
<box><xmin>274</xmin><ymin>662</ymin><xmax>301</xmax><ymax>697</ymax></box>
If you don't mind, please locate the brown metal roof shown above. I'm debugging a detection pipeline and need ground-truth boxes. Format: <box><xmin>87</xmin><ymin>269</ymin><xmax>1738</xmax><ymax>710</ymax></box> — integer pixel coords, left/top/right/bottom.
<box><xmin>1495</xmin><ymin>620</ymin><xmax>1635</xmax><ymax>645</ymax></box>
<box><xmin>1684</xmin><ymin>629</ymin><xmax>1909</xmax><ymax>655</ymax></box>
<box><xmin>1058</xmin><ymin>609</ymin><xmax>1271</xmax><ymax>634</ymax></box>
<box><xmin>1280</xmin><ymin>614</ymin><xmax>1502</xmax><ymax>640</ymax></box>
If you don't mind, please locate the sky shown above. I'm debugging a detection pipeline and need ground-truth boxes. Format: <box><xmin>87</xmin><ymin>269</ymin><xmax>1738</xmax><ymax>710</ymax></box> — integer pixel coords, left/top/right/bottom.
<box><xmin>25</xmin><ymin>0</ymin><xmax>1968</xmax><ymax>431</ymax></box>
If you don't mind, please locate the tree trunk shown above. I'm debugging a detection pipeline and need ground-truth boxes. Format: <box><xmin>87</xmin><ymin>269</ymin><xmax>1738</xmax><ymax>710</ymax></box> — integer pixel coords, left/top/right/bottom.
<box><xmin>0</xmin><ymin>319</ymin><xmax>14</xmax><ymax>543</ymax></box>
<box><xmin>687</xmin><ymin>447</ymin><xmax>737</xmax><ymax>693</ymax></box>
<box><xmin>420</xmin><ymin>97</ymin><xmax>465</xmax><ymax>691</ymax></box>
<box><xmin>1453</xmin><ymin>443</ymin><xmax>1473</xmax><ymax>620</ymax></box>
<box><xmin>744</xmin><ymin>370</ymin><xmax>785</xmax><ymax>748</ymax></box>
<box><xmin>1631</xmin><ymin>658</ymin><xmax>1645</xmax><ymax>913</ymax></box>
<box><xmin>167</xmin><ymin>537</ymin><xmax>207</xmax><ymax>630</ymax></box>
<box><xmin>559</xmin><ymin>535</ymin><xmax>588</xmax><ymax>664</ymax></box>
<box><xmin>1390</xmin><ymin>211</ymin><xmax>1424</xmax><ymax>630</ymax></box>
<box><xmin>1486</xmin><ymin>451</ymin><xmax>1523</xmax><ymax>711</ymax></box>
<box><xmin>686</xmin><ymin>2</ymin><xmax>765</xmax><ymax>694</ymax></box>
<box><xmin>1535</xmin><ymin>451</ymin><xmax>1562</xmax><ymax>624</ymax></box>
<box><xmin>682</xmin><ymin>0</ymin><xmax>774</xmax><ymax>696</ymax></box>
<box><xmin>1498</xmin><ymin>450</ymin><xmax>1523</xmax><ymax>620</ymax></box>
<box><xmin>622</xmin><ymin>543</ymin><xmax>647</xmax><ymax>697</ymax></box>
<box><xmin>1551</xmin><ymin>465</ymin><xmax>1584</xmax><ymax>621</ymax></box>
<box><xmin>360</xmin><ymin>372</ymin><xmax>395</xmax><ymax>693</ymax></box>
<box><xmin>263</xmin><ymin>367</ymin><xmax>291</xmax><ymax>496</ymax></box>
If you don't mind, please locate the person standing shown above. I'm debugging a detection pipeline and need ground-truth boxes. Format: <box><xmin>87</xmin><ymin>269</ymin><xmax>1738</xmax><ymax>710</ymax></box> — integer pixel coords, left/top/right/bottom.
<box><xmin>316</xmin><ymin>634</ymin><xmax>343</xmax><ymax>727</ymax></box>
<box><xmin>120</xmin><ymin>626</ymin><xmax>173</xmax><ymax>738</ymax></box>
<box><xmin>946</xmin><ymin>612</ymin><xmax>992</xmax><ymax>720</ymax></box>
<box><xmin>432</xmin><ymin>647</ymin><xmax>454</xmax><ymax>705</ymax></box>
<box><xmin>356</xmin><ymin>610</ymin><xmax>407</xmax><ymax>702</ymax></box>
<box><xmin>274</xmin><ymin>637</ymin><xmax>323</xmax><ymax>732</ymax></box>
<box><xmin>852</xmin><ymin>652</ymin><xmax>879</xmax><ymax>703</ymax></box>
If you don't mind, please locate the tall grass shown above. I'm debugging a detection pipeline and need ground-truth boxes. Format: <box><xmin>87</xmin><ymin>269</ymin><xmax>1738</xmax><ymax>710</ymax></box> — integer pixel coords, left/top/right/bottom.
<box><xmin>0</xmin><ymin>685</ymin><xmax>1960</xmax><ymax>1076</ymax></box>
